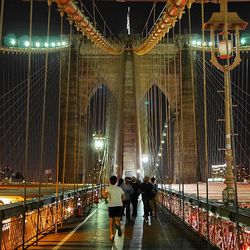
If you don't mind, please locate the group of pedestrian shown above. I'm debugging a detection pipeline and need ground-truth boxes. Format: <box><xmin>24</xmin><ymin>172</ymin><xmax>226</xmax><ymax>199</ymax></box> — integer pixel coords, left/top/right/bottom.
<box><xmin>103</xmin><ymin>175</ymin><xmax>158</xmax><ymax>240</ymax></box>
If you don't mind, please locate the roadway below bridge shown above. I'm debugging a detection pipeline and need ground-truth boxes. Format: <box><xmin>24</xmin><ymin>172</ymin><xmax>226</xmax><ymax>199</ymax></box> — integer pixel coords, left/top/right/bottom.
<box><xmin>0</xmin><ymin>182</ymin><xmax>249</xmax><ymax>204</ymax></box>
<box><xmin>26</xmin><ymin>199</ymin><xmax>216</xmax><ymax>250</ymax></box>
<box><xmin>162</xmin><ymin>183</ymin><xmax>250</xmax><ymax>203</ymax></box>
<box><xmin>0</xmin><ymin>183</ymin><xmax>88</xmax><ymax>203</ymax></box>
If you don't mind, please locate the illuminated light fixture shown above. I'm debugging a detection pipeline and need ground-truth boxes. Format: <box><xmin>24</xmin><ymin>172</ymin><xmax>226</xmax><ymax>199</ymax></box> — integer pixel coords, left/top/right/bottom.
<box><xmin>61</xmin><ymin>41</ymin><xmax>66</xmax><ymax>46</ymax></box>
<box><xmin>156</xmin><ymin>163</ymin><xmax>159</xmax><ymax>167</ymax></box>
<box><xmin>137</xmin><ymin>169</ymin><xmax>141</xmax><ymax>173</ymax></box>
<box><xmin>204</xmin><ymin>3</ymin><xmax>247</xmax><ymax>205</ymax></box>
<box><xmin>44</xmin><ymin>42</ymin><xmax>49</xmax><ymax>48</ymax></box>
<box><xmin>142</xmin><ymin>155</ymin><xmax>149</xmax><ymax>163</ymax></box>
<box><xmin>165</xmin><ymin>124</ymin><xmax>168</xmax><ymax>128</ymax></box>
<box><xmin>161</xmin><ymin>140</ymin><xmax>165</xmax><ymax>144</ymax></box>
<box><xmin>57</xmin><ymin>42</ymin><xmax>61</xmax><ymax>46</ymax></box>
<box><xmin>240</xmin><ymin>38</ymin><xmax>246</xmax><ymax>45</ymax></box>
<box><xmin>51</xmin><ymin>42</ymin><xmax>56</xmax><ymax>47</ymax></box>
<box><xmin>163</xmin><ymin>132</ymin><xmax>167</xmax><ymax>136</ymax></box>
<box><xmin>35</xmin><ymin>42</ymin><xmax>40</xmax><ymax>48</ymax></box>
<box><xmin>218</xmin><ymin>39</ymin><xmax>233</xmax><ymax>59</ymax></box>
<box><xmin>208</xmin><ymin>41</ymin><xmax>212</xmax><ymax>46</ymax></box>
<box><xmin>10</xmin><ymin>39</ymin><xmax>16</xmax><ymax>46</ymax></box>
<box><xmin>24</xmin><ymin>41</ymin><xmax>30</xmax><ymax>47</ymax></box>
<box><xmin>93</xmin><ymin>132</ymin><xmax>105</xmax><ymax>151</ymax></box>
<box><xmin>191</xmin><ymin>40</ymin><xmax>197</xmax><ymax>46</ymax></box>
<box><xmin>158</xmin><ymin>153</ymin><xmax>162</xmax><ymax>157</ymax></box>
<box><xmin>197</xmin><ymin>41</ymin><xmax>202</xmax><ymax>46</ymax></box>
<box><xmin>4</xmin><ymin>33</ymin><xmax>17</xmax><ymax>47</ymax></box>
<box><xmin>202</xmin><ymin>41</ymin><xmax>207</xmax><ymax>46</ymax></box>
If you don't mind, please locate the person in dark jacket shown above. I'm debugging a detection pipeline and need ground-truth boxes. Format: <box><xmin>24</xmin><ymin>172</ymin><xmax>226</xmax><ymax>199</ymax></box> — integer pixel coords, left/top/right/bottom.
<box><xmin>121</xmin><ymin>177</ymin><xmax>133</xmax><ymax>222</ymax></box>
<box><xmin>139</xmin><ymin>175</ymin><xmax>153</xmax><ymax>223</ymax></box>
<box><xmin>130</xmin><ymin>176</ymin><xmax>140</xmax><ymax>217</ymax></box>
<box><xmin>150</xmin><ymin>177</ymin><xmax>158</xmax><ymax>217</ymax></box>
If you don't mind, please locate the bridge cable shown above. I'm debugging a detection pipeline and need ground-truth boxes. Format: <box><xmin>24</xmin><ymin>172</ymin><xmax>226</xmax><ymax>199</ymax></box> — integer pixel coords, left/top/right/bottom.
<box><xmin>188</xmin><ymin>6</ymin><xmax>200</xmax><ymax>231</ymax></box>
<box><xmin>178</xmin><ymin>15</ymin><xmax>185</xmax><ymax>222</ymax></box>
<box><xmin>55</xmin><ymin>10</ymin><xmax>64</xmax><ymax>234</ymax></box>
<box><xmin>158</xmin><ymin>42</ymin><xmax>164</xmax><ymax>183</ymax></box>
<box><xmin>62</xmin><ymin>21</ymin><xmax>73</xmax><ymax>194</ymax></box>
<box><xmin>141</xmin><ymin>2</ymin><xmax>156</xmax><ymax>41</ymax></box>
<box><xmin>36</xmin><ymin>2</ymin><xmax>52</xmax><ymax>243</ymax></box>
<box><xmin>173</xmin><ymin>25</ymin><xmax>183</xmax><ymax>218</ymax></box>
<box><xmin>77</xmin><ymin>37</ymin><xmax>84</xmax><ymax>184</ymax></box>
<box><xmin>166</xmin><ymin>33</ymin><xmax>173</xmax><ymax>185</ymax></box>
<box><xmin>201</xmin><ymin>0</ymin><xmax>210</xmax><ymax>241</ymax></box>
<box><xmin>73</xmin><ymin>30</ymin><xmax>81</xmax><ymax>206</ymax></box>
<box><xmin>23</xmin><ymin>0</ymin><xmax>34</xmax><ymax>248</ymax></box>
<box><xmin>86</xmin><ymin>52</ymin><xmax>91</xmax><ymax>185</ymax></box>
<box><xmin>0</xmin><ymin>0</ymin><xmax>4</xmax><ymax>47</ymax></box>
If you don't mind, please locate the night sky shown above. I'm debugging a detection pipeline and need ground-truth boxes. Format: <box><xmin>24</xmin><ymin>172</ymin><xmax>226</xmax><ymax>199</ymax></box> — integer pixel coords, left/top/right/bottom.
<box><xmin>4</xmin><ymin>0</ymin><xmax>250</xmax><ymax>40</ymax></box>
<box><xmin>1</xmin><ymin>0</ymin><xmax>250</xmax><ymax>179</ymax></box>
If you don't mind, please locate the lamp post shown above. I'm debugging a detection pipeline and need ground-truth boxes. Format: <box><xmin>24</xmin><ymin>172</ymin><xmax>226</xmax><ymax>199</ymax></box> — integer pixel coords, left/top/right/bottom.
<box><xmin>141</xmin><ymin>154</ymin><xmax>149</xmax><ymax>179</ymax></box>
<box><xmin>204</xmin><ymin>0</ymin><xmax>247</xmax><ymax>205</ymax></box>
<box><xmin>93</xmin><ymin>132</ymin><xmax>106</xmax><ymax>184</ymax></box>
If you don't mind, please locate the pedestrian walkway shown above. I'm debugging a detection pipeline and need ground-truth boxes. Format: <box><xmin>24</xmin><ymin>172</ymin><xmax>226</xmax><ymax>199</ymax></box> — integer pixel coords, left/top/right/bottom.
<box><xmin>27</xmin><ymin>198</ymin><xmax>216</xmax><ymax>250</ymax></box>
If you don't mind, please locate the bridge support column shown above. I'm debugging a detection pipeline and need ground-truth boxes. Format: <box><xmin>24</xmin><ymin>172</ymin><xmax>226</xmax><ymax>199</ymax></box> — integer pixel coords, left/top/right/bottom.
<box><xmin>173</xmin><ymin>46</ymin><xmax>197</xmax><ymax>183</ymax></box>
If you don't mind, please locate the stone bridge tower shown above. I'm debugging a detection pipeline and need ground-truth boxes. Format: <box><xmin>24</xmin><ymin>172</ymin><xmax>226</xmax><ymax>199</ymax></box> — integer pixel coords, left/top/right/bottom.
<box><xmin>60</xmin><ymin>36</ymin><xmax>197</xmax><ymax>184</ymax></box>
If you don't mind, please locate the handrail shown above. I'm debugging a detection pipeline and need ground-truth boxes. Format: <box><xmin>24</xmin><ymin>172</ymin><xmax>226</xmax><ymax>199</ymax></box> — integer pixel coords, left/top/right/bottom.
<box><xmin>159</xmin><ymin>186</ymin><xmax>250</xmax><ymax>226</ymax></box>
<box><xmin>0</xmin><ymin>184</ymin><xmax>101</xmax><ymax>249</ymax></box>
<box><xmin>159</xmin><ymin>187</ymin><xmax>250</xmax><ymax>250</ymax></box>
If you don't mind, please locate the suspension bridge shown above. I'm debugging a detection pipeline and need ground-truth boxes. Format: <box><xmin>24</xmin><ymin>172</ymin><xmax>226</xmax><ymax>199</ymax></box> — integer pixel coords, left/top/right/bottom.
<box><xmin>0</xmin><ymin>0</ymin><xmax>250</xmax><ymax>249</ymax></box>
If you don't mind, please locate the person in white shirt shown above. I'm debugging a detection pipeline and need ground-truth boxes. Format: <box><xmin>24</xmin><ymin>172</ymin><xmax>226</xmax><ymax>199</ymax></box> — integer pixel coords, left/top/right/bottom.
<box><xmin>104</xmin><ymin>175</ymin><xmax>124</xmax><ymax>240</ymax></box>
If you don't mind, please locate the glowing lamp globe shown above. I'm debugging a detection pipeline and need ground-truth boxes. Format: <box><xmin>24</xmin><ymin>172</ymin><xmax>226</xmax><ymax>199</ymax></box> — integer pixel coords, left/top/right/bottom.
<box><xmin>218</xmin><ymin>40</ymin><xmax>232</xmax><ymax>59</ymax></box>
<box><xmin>94</xmin><ymin>139</ymin><xmax>104</xmax><ymax>151</ymax></box>
<box><xmin>142</xmin><ymin>155</ymin><xmax>149</xmax><ymax>163</ymax></box>
<box><xmin>93</xmin><ymin>133</ymin><xmax>105</xmax><ymax>151</ymax></box>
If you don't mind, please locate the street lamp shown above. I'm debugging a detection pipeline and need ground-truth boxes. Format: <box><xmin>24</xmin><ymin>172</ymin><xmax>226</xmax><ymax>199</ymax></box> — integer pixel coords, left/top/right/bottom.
<box><xmin>204</xmin><ymin>0</ymin><xmax>247</xmax><ymax>205</ymax></box>
<box><xmin>93</xmin><ymin>132</ymin><xmax>106</xmax><ymax>183</ymax></box>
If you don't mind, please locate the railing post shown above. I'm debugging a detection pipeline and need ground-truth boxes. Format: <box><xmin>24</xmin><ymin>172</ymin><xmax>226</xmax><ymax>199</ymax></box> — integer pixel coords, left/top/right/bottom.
<box><xmin>22</xmin><ymin>206</ymin><xmax>26</xmax><ymax>250</ymax></box>
<box><xmin>0</xmin><ymin>212</ymin><xmax>3</xmax><ymax>250</ymax></box>
<box><xmin>36</xmin><ymin>208</ymin><xmax>40</xmax><ymax>245</ymax></box>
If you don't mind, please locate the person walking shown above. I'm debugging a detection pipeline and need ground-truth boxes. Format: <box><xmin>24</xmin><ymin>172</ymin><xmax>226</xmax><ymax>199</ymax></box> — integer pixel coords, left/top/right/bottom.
<box><xmin>130</xmin><ymin>176</ymin><xmax>140</xmax><ymax>217</ymax></box>
<box><xmin>139</xmin><ymin>175</ymin><xmax>154</xmax><ymax>224</ymax></box>
<box><xmin>121</xmin><ymin>176</ymin><xmax>134</xmax><ymax>223</ymax></box>
<box><xmin>104</xmin><ymin>175</ymin><xmax>124</xmax><ymax>241</ymax></box>
<box><xmin>150</xmin><ymin>177</ymin><xmax>158</xmax><ymax>218</ymax></box>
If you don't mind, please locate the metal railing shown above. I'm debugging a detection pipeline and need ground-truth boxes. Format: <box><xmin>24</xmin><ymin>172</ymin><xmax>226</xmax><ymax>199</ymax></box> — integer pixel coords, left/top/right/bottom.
<box><xmin>0</xmin><ymin>185</ymin><xmax>100</xmax><ymax>249</ymax></box>
<box><xmin>158</xmin><ymin>188</ymin><xmax>250</xmax><ymax>250</ymax></box>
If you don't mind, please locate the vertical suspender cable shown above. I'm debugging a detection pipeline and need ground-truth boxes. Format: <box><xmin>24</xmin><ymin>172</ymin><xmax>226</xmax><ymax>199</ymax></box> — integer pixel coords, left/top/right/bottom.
<box><xmin>0</xmin><ymin>0</ymin><xmax>4</xmax><ymax>47</ymax></box>
<box><xmin>173</xmin><ymin>27</ymin><xmax>181</xmax><ymax>209</ymax></box>
<box><xmin>178</xmin><ymin>17</ymin><xmax>185</xmax><ymax>222</ymax></box>
<box><xmin>23</xmin><ymin>1</ymin><xmax>33</xmax><ymax>249</ymax></box>
<box><xmin>158</xmin><ymin>48</ymin><xmax>163</xmax><ymax>180</ymax></box>
<box><xmin>201</xmin><ymin>0</ymin><xmax>210</xmax><ymax>241</ymax></box>
<box><xmin>188</xmin><ymin>6</ymin><xmax>200</xmax><ymax>229</ymax></box>
<box><xmin>36</xmin><ymin>2</ymin><xmax>51</xmax><ymax>243</ymax></box>
<box><xmin>166</xmin><ymin>33</ymin><xmax>172</xmax><ymax>185</ymax></box>
<box><xmin>62</xmin><ymin>22</ymin><xmax>72</xmax><ymax>192</ymax></box>
<box><xmin>55</xmin><ymin>12</ymin><xmax>64</xmax><ymax>234</ymax></box>
<box><xmin>73</xmin><ymin>33</ymin><xmax>80</xmax><ymax>207</ymax></box>
<box><xmin>77</xmin><ymin>39</ymin><xmax>83</xmax><ymax>185</ymax></box>
<box><xmin>76</xmin><ymin>35</ymin><xmax>81</xmax><ymax>189</ymax></box>
<box><xmin>85</xmin><ymin>53</ymin><xmax>90</xmax><ymax>183</ymax></box>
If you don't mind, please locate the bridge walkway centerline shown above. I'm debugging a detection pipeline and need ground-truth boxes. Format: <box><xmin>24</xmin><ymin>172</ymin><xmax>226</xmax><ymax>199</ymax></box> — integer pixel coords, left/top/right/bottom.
<box><xmin>26</xmin><ymin>197</ymin><xmax>217</xmax><ymax>250</ymax></box>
